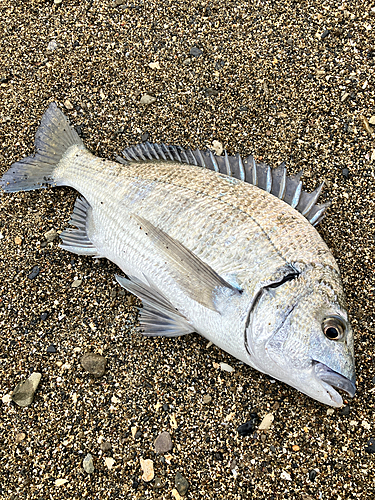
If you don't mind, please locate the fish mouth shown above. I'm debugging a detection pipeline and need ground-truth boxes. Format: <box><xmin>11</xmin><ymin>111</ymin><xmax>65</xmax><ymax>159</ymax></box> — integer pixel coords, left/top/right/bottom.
<box><xmin>314</xmin><ymin>361</ymin><xmax>356</xmax><ymax>406</ymax></box>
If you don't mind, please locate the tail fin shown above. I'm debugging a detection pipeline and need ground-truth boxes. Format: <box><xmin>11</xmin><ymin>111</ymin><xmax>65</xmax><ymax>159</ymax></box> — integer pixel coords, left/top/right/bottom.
<box><xmin>1</xmin><ymin>102</ymin><xmax>84</xmax><ymax>193</ymax></box>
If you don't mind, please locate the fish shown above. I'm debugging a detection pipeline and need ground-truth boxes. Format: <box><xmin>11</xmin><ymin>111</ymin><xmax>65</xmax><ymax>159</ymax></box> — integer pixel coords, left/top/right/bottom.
<box><xmin>1</xmin><ymin>102</ymin><xmax>355</xmax><ymax>407</ymax></box>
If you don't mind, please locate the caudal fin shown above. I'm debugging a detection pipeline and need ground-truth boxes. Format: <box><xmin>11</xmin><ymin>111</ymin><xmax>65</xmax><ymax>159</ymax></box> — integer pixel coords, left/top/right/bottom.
<box><xmin>1</xmin><ymin>102</ymin><xmax>84</xmax><ymax>193</ymax></box>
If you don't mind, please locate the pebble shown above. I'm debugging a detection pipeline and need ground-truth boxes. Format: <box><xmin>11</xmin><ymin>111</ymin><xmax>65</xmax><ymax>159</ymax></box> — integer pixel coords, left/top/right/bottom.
<box><xmin>104</xmin><ymin>457</ymin><xmax>115</xmax><ymax>470</ymax></box>
<box><xmin>0</xmin><ymin>232</ymin><xmax>3</xmax><ymax>239</ymax></box>
<box><xmin>54</xmin><ymin>478</ymin><xmax>68</xmax><ymax>486</ymax></box>
<box><xmin>340</xmin><ymin>405</ymin><xmax>350</xmax><ymax>416</ymax></box>
<box><xmin>220</xmin><ymin>362</ymin><xmax>234</xmax><ymax>373</ymax></box>
<box><xmin>154</xmin><ymin>431</ymin><xmax>173</xmax><ymax>453</ymax></box>
<box><xmin>202</xmin><ymin>394</ymin><xmax>212</xmax><ymax>404</ymax></box>
<box><xmin>369</xmin><ymin>116</ymin><xmax>375</xmax><ymax>125</ymax></box>
<box><xmin>64</xmin><ymin>99</ymin><xmax>74</xmax><ymax>110</ymax></box>
<box><xmin>342</xmin><ymin>168</ymin><xmax>349</xmax><ymax>179</ymax></box>
<box><xmin>189</xmin><ymin>46</ymin><xmax>203</xmax><ymax>57</ymax></box>
<box><xmin>140</xmin><ymin>94</ymin><xmax>156</xmax><ymax>105</ymax></box>
<box><xmin>80</xmin><ymin>352</ymin><xmax>107</xmax><ymax>377</ymax></box>
<box><xmin>15</xmin><ymin>432</ymin><xmax>26</xmax><ymax>443</ymax></box>
<box><xmin>211</xmin><ymin>140</ymin><xmax>223</xmax><ymax>156</ymax></box>
<box><xmin>258</xmin><ymin>413</ymin><xmax>274</xmax><ymax>430</ymax></box>
<box><xmin>365</xmin><ymin>438</ymin><xmax>375</xmax><ymax>453</ymax></box>
<box><xmin>182</xmin><ymin>58</ymin><xmax>192</xmax><ymax>66</ymax></box>
<box><xmin>309</xmin><ymin>469</ymin><xmax>317</xmax><ymax>481</ymax></box>
<box><xmin>140</xmin><ymin>458</ymin><xmax>154</xmax><ymax>482</ymax></box>
<box><xmin>141</xmin><ymin>131</ymin><xmax>150</xmax><ymax>142</ymax></box>
<box><xmin>148</xmin><ymin>61</ymin><xmax>161</xmax><ymax>70</ymax></box>
<box><xmin>47</xmin><ymin>40</ymin><xmax>58</xmax><ymax>51</ymax></box>
<box><xmin>46</xmin><ymin>344</ymin><xmax>57</xmax><ymax>353</ymax></box>
<box><xmin>292</xmin><ymin>445</ymin><xmax>300</xmax><ymax>452</ymax></box>
<box><xmin>175</xmin><ymin>472</ymin><xmax>189</xmax><ymax>496</ymax></box>
<box><xmin>28</xmin><ymin>265</ymin><xmax>40</xmax><ymax>279</ymax></box>
<box><xmin>71</xmin><ymin>279</ymin><xmax>82</xmax><ymax>288</ymax></box>
<box><xmin>44</xmin><ymin>228</ymin><xmax>58</xmax><ymax>242</ymax></box>
<box><xmin>12</xmin><ymin>372</ymin><xmax>42</xmax><ymax>407</ymax></box>
<box><xmin>83</xmin><ymin>453</ymin><xmax>95</xmax><ymax>474</ymax></box>
<box><xmin>100</xmin><ymin>441</ymin><xmax>112</xmax><ymax>452</ymax></box>
<box><xmin>237</xmin><ymin>413</ymin><xmax>259</xmax><ymax>436</ymax></box>
<box><xmin>14</xmin><ymin>236</ymin><xmax>22</xmax><ymax>245</ymax></box>
<box><xmin>280</xmin><ymin>471</ymin><xmax>292</xmax><ymax>481</ymax></box>
<box><xmin>154</xmin><ymin>477</ymin><xmax>163</xmax><ymax>489</ymax></box>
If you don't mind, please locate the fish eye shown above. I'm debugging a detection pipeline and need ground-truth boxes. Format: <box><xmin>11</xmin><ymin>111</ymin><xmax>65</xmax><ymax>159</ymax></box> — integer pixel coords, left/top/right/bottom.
<box><xmin>322</xmin><ymin>317</ymin><xmax>345</xmax><ymax>341</ymax></box>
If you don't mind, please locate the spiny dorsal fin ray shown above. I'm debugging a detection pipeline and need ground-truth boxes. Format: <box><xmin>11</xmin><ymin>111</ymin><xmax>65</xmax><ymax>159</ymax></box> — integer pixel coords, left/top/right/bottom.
<box><xmin>120</xmin><ymin>142</ymin><xmax>330</xmax><ymax>226</ymax></box>
<box><xmin>133</xmin><ymin>214</ymin><xmax>241</xmax><ymax>311</ymax></box>
<box><xmin>116</xmin><ymin>274</ymin><xmax>195</xmax><ymax>337</ymax></box>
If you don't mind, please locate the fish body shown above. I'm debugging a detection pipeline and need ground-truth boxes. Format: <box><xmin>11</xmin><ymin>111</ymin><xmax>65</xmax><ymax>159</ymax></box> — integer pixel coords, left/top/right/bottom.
<box><xmin>1</xmin><ymin>103</ymin><xmax>355</xmax><ymax>407</ymax></box>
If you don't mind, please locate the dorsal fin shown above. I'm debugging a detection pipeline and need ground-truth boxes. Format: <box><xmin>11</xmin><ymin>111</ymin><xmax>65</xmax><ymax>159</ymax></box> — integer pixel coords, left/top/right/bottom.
<box><xmin>120</xmin><ymin>142</ymin><xmax>330</xmax><ymax>227</ymax></box>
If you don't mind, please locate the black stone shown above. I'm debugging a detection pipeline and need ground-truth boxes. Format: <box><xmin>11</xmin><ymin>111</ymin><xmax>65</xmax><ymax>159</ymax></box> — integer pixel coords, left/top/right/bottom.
<box><xmin>204</xmin><ymin>88</ymin><xmax>219</xmax><ymax>97</ymax></box>
<box><xmin>190</xmin><ymin>46</ymin><xmax>203</xmax><ymax>57</ymax></box>
<box><xmin>47</xmin><ymin>344</ymin><xmax>57</xmax><ymax>353</ymax></box>
<box><xmin>28</xmin><ymin>266</ymin><xmax>40</xmax><ymax>280</ymax></box>
<box><xmin>213</xmin><ymin>451</ymin><xmax>223</xmax><ymax>461</ymax></box>
<box><xmin>75</xmin><ymin>125</ymin><xmax>84</xmax><ymax>137</ymax></box>
<box><xmin>309</xmin><ymin>469</ymin><xmax>317</xmax><ymax>481</ymax></box>
<box><xmin>321</xmin><ymin>29</ymin><xmax>330</xmax><ymax>39</ymax></box>
<box><xmin>40</xmin><ymin>312</ymin><xmax>49</xmax><ymax>321</ymax></box>
<box><xmin>237</xmin><ymin>413</ymin><xmax>259</xmax><ymax>436</ymax></box>
<box><xmin>342</xmin><ymin>167</ymin><xmax>349</xmax><ymax>179</ymax></box>
<box><xmin>340</xmin><ymin>405</ymin><xmax>350</xmax><ymax>416</ymax></box>
<box><xmin>365</xmin><ymin>438</ymin><xmax>375</xmax><ymax>454</ymax></box>
<box><xmin>162</xmin><ymin>404</ymin><xmax>169</xmax><ymax>411</ymax></box>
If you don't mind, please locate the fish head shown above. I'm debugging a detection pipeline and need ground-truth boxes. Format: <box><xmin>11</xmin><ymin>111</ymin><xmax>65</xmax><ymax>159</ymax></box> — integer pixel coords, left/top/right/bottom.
<box><xmin>245</xmin><ymin>264</ymin><xmax>355</xmax><ymax>407</ymax></box>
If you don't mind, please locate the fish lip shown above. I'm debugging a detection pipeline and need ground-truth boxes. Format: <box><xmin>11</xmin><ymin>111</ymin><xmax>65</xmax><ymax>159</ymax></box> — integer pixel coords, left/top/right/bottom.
<box><xmin>313</xmin><ymin>361</ymin><xmax>356</xmax><ymax>401</ymax></box>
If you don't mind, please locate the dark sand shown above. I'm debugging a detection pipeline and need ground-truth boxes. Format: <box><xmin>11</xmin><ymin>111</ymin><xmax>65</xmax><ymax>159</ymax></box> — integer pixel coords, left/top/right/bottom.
<box><xmin>0</xmin><ymin>0</ymin><xmax>374</xmax><ymax>498</ymax></box>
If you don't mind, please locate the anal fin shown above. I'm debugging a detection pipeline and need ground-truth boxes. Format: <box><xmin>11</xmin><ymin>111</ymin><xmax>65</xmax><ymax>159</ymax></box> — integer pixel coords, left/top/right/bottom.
<box><xmin>116</xmin><ymin>274</ymin><xmax>195</xmax><ymax>337</ymax></box>
<box><xmin>59</xmin><ymin>196</ymin><xmax>99</xmax><ymax>256</ymax></box>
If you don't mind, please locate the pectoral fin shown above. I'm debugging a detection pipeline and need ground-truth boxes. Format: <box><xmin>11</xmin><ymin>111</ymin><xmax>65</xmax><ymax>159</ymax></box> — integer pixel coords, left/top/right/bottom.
<box><xmin>116</xmin><ymin>274</ymin><xmax>195</xmax><ymax>337</ymax></box>
<box><xmin>133</xmin><ymin>214</ymin><xmax>242</xmax><ymax>311</ymax></box>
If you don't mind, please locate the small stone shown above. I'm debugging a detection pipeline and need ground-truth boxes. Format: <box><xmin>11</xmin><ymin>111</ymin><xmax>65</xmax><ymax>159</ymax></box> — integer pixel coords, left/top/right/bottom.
<box><xmin>15</xmin><ymin>432</ymin><xmax>26</xmax><ymax>443</ymax></box>
<box><xmin>44</xmin><ymin>228</ymin><xmax>58</xmax><ymax>242</ymax></box>
<box><xmin>71</xmin><ymin>279</ymin><xmax>82</xmax><ymax>288</ymax></box>
<box><xmin>369</xmin><ymin>116</ymin><xmax>375</xmax><ymax>125</ymax></box>
<box><xmin>154</xmin><ymin>431</ymin><xmax>173</xmax><ymax>453</ymax></box>
<box><xmin>140</xmin><ymin>458</ymin><xmax>154</xmax><ymax>482</ymax></box>
<box><xmin>340</xmin><ymin>405</ymin><xmax>350</xmax><ymax>416</ymax></box>
<box><xmin>0</xmin><ymin>232</ymin><xmax>3</xmax><ymax>239</ymax></box>
<box><xmin>55</xmin><ymin>478</ymin><xmax>68</xmax><ymax>486</ymax></box>
<box><xmin>220</xmin><ymin>362</ymin><xmax>234</xmax><ymax>373</ymax></box>
<box><xmin>140</xmin><ymin>94</ymin><xmax>156</xmax><ymax>105</ymax></box>
<box><xmin>28</xmin><ymin>266</ymin><xmax>40</xmax><ymax>279</ymax></box>
<box><xmin>14</xmin><ymin>236</ymin><xmax>22</xmax><ymax>245</ymax></box>
<box><xmin>64</xmin><ymin>99</ymin><xmax>74</xmax><ymax>110</ymax></box>
<box><xmin>237</xmin><ymin>413</ymin><xmax>259</xmax><ymax>436</ymax></box>
<box><xmin>148</xmin><ymin>61</ymin><xmax>161</xmax><ymax>70</ymax></box>
<box><xmin>47</xmin><ymin>344</ymin><xmax>57</xmax><ymax>353</ymax></box>
<box><xmin>40</xmin><ymin>312</ymin><xmax>49</xmax><ymax>321</ymax></box>
<box><xmin>100</xmin><ymin>441</ymin><xmax>112</xmax><ymax>452</ymax></box>
<box><xmin>321</xmin><ymin>29</ymin><xmax>330</xmax><ymax>39</ymax></box>
<box><xmin>342</xmin><ymin>168</ymin><xmax>349</xmax><ymax>179</ymax></box>
<box><xmin>154</xmin><ymin>477</ymin><xmax>163</xmax><ymax>489</ymax></box>
<box><xmin>202</xmin><ymin>394</ymin><xmax>212</xmax><ymax>404</ymax></box>
<box><xmin>360</xmin><ymin>115</ymin><xmax>374</xmax><ymax>135</ymax></box>
<box><xmin>292</xmin><ymin>445</ymin><xmax>300</xmax><ymax>451</ymax></box>
<box><xmin>211</xmin><ymin>140</ymin><xmax>223</xmax><ymax>156</ymax></box>
<box><xmin>309</xmin><ymin>469</ymin><xmax>317</xmax><ymax>481</ymax></box>
<box><xmin>47</xmin><ymin>40</ymin><xmax>58</xmax><ymax>51</ymax></box>
<box><xmin>12</xmin><ymin>372</ymin><xmax>42</xmax><ymax>407</ymax></box>
<box><xmin>83</xmin><ymin>453</ymin><xmax>94</xmax><ymax>474</ymax></box>
<box><xmin>365</xmin><ymin>438</ymin><xmax>375</xmax><ymax>453</ymax></box>
<box><xmin>341</xmin><ymin>92</ymin><xmax>350</xmax><ymax>102</ymax></box>
<box><xmin>113</xmin><ymin>0</ymin><xmax>125</xmax><ymax>5</ymax></box>
<box><xmin>258</xmin><ymin>413</ymin><xmax>274</xmax><ymax>430</ymax></box>
<box><xmin>54</xmin><ymin>0</ymin><xmax>63</xmax><ymax>4</ymax></box>
<box><xmin>190</xmin><ymin>46</ymin><xmax>203</xmax><ymax>57</ymax></box>
<box><xmin>80</xmin><ymin>352</ymin><xmax>107</xmax><ymax>377</ymax></box>
<box><xmin>281</xmin><ymin>471</ymin><xmax>292</xmax><ymax>481</ymax></box>
<box><xmin>182</xmin><ymin>58</ymin><xmax>192</xmax><ymax>66</ymax></box>
<box><xmin>104</xmin><ymin>457</ymin><xmax>115</xmax><ymax>470</ymax></box>
<box><xmin>141</xmin><ymin>131</ymin><xmax>150</xmax><ymax>142</ymax></box>
<box><xmin>204</xmin><ymin>87</ymin><xmax>219</xmax><ymax>97</ymax></box>
<box><xmin>172</xmin><ymin>490</ymin><xmax>182</xmax><ymax>500</ymax></box>
<box><xmin>175</xmin><ymin>472</ymin><xmax>189</xmax><ymax>496</ymax></box>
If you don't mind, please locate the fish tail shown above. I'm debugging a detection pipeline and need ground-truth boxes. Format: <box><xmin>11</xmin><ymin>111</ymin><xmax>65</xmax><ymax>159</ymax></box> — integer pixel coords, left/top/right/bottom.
<box><xmin>1</xmin><ymin>102</ymin><xmax>84</xmax><ymax>193</ymax></box>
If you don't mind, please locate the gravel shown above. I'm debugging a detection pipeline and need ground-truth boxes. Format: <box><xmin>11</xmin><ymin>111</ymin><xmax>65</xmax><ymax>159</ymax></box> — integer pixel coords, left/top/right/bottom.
<box><xmin>0</xmin><ymin>0</ymin><xmax>374</xmax><ymax>499</ymax></box>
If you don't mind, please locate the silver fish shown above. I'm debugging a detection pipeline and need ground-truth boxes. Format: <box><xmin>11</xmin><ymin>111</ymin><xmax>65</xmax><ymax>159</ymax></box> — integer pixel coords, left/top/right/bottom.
<box><xmin>1</xmin><ymin>103</ymin><xmax>355</xmax><ymax>407</ymax></box>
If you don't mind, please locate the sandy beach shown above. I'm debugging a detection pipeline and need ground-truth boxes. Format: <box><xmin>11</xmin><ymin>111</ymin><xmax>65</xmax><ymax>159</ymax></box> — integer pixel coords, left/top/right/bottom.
<box><xmin>0</xmin><ymin>0</ymin><xmax>374</xmax><ymax>498</ymax></box>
